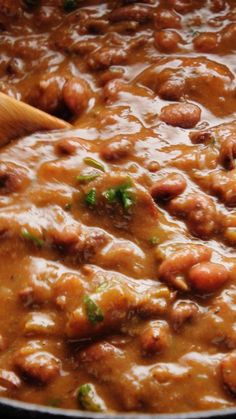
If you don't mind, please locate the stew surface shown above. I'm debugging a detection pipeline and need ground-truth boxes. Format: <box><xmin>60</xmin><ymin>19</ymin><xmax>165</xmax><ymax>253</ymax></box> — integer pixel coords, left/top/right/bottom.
<box><xmin>0</xmin><ymin>0</ymin><xmax>236</xmax><ymax>414</ymax></box>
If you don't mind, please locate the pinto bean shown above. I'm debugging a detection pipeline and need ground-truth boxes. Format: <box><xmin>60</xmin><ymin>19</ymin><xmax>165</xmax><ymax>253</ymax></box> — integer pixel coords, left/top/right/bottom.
<box><xmin>158</xmin><ymin>245</ymin><xmax>212</xmax><ymax>290</ymax></box>
<box><xmin>88</xmin><ymin>47</ymin><xmax>128</xmax><ymax>71</ymax></box>
<box><xmin>0</xmin><ymin>162</ymin><xmax>29</xmax><ymax>194</ymax></box>
<box><xmin>63</xmin><ymin>77</ymin><xmax>91</xmax><ymax>116</ymax></box>
<box><xmin>220</xmin><ymin>136</ymin><xmax>236</xmax><ymax>170</ymax></box>
<box><xmin>170</xmin><ymin>300</ymin><xmax>199</xmax><ymax>331</ymax></box>
<box><xmin>54</xmin><ymin>138</ymin><xmax>77</xmax><ymax>156</ymax></box>
<box><xmin>14</xmin><ymin>347</ymin><xmax>60</xmax><ymax>384</ymax></box>
<box><xmin>168</xmin><ymin>193</ymin><xmax>218</xmax><ymax>239</ymax></box>
<box><xmin>154</xmin><ymin>30</ymin><xmax>183</xmax><ymax>52</ymax></box>
<box><xmin>221</xmin><ymin>351</ymin><xmax>236</xmax><ymax>395</ymax></box>
<box><xmin>35</xmin><ymin>76</ymin><xmax>66</xmax><ymax>114</ymax></box>
<box><xmin>158</xmin><ymin>79</ymin><xmax>185</xmax><ymax>101</ymax></box>
<box><xmin>0</xmin><ymin>369</ymin><xmax>21</xmax><ymax>390</ymax></box>
<box><xmin>188</xmin><ymin>262</ymin><xmax>228</xmax><ymax>294</ymax></box>
<box><xmin>160</xmin><ymin>103</ymin><xmax>201</xmax><ymax>129</ymax></box>
<box><xmin>139</xmin><ymin>320</ymin><xmax>171</xmax><ymax>356</ymax></box>
<box><xmin>150</xmin><ymin>173</ymin><xmax>186</xmax><ymax>202</ymax></box>
<box><xmin>167</xmin><ymin>0</ymin><xmax>200</xmax><ymax>14</ymax></box>
<box><xmin>109</xmin><ymin>5</ymin><xmax>152</xmax><ymax>23</ymax></box>
<box><xmin>155</xmin><ymin>9</ymin><xmax>181</xmax><ymax>30</ymax></box>
<box><xmin>193</xmin><ymin>33</ymin><xmax>219</xmax><ymax>53</ymax></box>
<box><xmin>100</xmin><ymin>139</ymin><xmax>133</xmax><ymax>162</ymax></box>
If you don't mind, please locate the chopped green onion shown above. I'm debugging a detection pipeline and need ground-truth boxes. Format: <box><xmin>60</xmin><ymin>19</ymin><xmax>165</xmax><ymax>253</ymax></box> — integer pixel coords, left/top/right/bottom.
<box><xmin>149</xmin><ymin>236</ymin><xmax>160</xmax><ymax>246</ymax></box>
<box><xmin>63</xmin><ymin>0</ymin><xmax>78</xmax><ymax>11</ymax></box>
<box><xmin>77</xmin><ymin>383</ymin><xmax>105</xmax><ymax>412</ymax></box>
<box><xmin>76</xmin><ymin>173</ymin><xmax>100</xmax><ymax>184</ymax></box>
<box><xmin>84</xmin><ymin>157</ymin><xmax>105</xmax><ymax>173</ymax></box>
<box><xmin>96</xmin><ymin>281</ymin><xmax>109</xmax><ymax>293</ymax></box>
<box><xmin>103</xmin><ymin>182</ymin><xmax>135</xmax><ymax>210</ymax></box>
<box><xmin>85</xmin><ymin>189</ymin><xmax>97</xmax><ymax>206</ymax></box>
<box><xmin>84</xmin><ymin>295</ymin><xmax>104</xmax><ymax>325</ymax></box>
<box><xmin>21</xmin><ymin>229</ymin><xmax>44</xmax><ymax>248</ymax></box>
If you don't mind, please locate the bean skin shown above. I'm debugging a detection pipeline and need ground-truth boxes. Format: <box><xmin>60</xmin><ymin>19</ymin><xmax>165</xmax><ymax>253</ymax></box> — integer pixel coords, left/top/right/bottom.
<box><xmin>109</xmin><ymin>5</ymin><xmax>152</xmax><ymax>23</ymax></box>
<box><xmin>193</xmin><ymin>33</ymin><xmax>219</xmax><ymax>53</ymax></box>
<box><xmin>158</xmin><ymin>245</ymin><xmax>212</xmax><ymax>290</ymax></box>
<box><xmin>155</xmin><ymin>9</ymin><xmax>181</xmax><ymax>30</ymax></box>
<box><xmin>63</xmin><ymin>77</ymin><xmax>91</xmax><ymax>116</ymax></box>
<box><xmin>100</xmin><ymin>138</ymin><xmax>133</xmax><ymax>162</ymax></box>
<box><xmin>188</xmin><ymin>262</ymin><xmax>229</xmax><ymax>294</ymax></box>
<box><xmin>154</xmin><ymin>30</ymin><xmax>183</xmax><ymax>52</ymax></box>
<box><xmin>160</xmin><ymin>103</ymin><xmax>201</xmax><ymax>129</ymax></box>
<box><xmin>150</xmin><ymin>173</ymin><xmax>186</xmax><ymax>202</ymax></box>
<box><xmin>221</xmin><ymin>351</ymin><xmax>236</xmax><ymax>395</ymax></box>
<box><xmin>158</xmin><ymin>78</ymin><xmax>184</xmax><ymax>101</ymax></box>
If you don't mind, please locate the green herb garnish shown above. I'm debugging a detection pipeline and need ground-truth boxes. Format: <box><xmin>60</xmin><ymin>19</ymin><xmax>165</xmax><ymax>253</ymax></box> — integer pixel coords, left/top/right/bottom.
<box><xmin>149</xmin><ymin>236</ymin><xmax>160</xmax><ymax>246</ymax></box>
<box><xmin>84</xmin><ymin>295</ymin><xmax>104</xmax><ymax>325</ymax></box>
<box><xmin>63</xmin><ymin>0</ymin><xmax>78</xmax><ymax>11</ymax></box>
<box><xmin>76</xmin><ymin>173</ymin><xmax>100</xmax><ymax>184</ymax></box>
<box><xmin>21</xmin><ymin>228</ymin><xmax>44</xmax><ymax>248</ymax></box>
<box><xmin>77</xmin><ymin>383</ymin><xmax>104</xmax><ymax>412</ymax></box>
<box><xmin>84</xmin><ymin>157</ymin><xmax>105</xmax><ymax>173</ymax></box>
<box><xmin>103</xmin><ymin>182</ymin><xmax>135</xmax><ymax>210</ymax></box>
<box><xmin>96</xmin><ymin>281</ymin><xmax>109</xmax><ymax>292</ymax></box>
<box><xmin>85</xmin><ymin>189</ymin><xmax>97</xmax><ymax>206</ymax></box>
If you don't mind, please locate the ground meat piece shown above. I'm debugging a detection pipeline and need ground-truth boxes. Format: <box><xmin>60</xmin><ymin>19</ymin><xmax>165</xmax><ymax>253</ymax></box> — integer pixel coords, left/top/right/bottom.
<box><xmin>63</xmin><ymin>77</ymin><xmax>91</xmax><ymax>116</ymax></box>
<box><xmin>220</xmin><ymin>135</ymin><xmax>236</xmax><ymax>170</ymax></box>
<box><xmin>189</xmin><ymin>131</ymin><xmax>214</xmax><ymax>144</ymax></box>
<box><xmin>154</xmin><ymin>30</ymin><xmax>184</xmax><ymax>52</ymax></box>
<box><xmin>188</xmin><ymin>262</ymin><xmax>229</xmax><ymax>294</ymax></box>
<box><xmin>221</xmin><ymin>351</ymin><xmax>236</xmax><ymax>395</ymax></box>
<box><xmin>100</xmin><ymin>138</ymin><xmax>133</xmax><ymax>162</ymax></box>
<box><xmin>150</xmin><ymin>173</ymin><xmax>186</xmax><ymax>202</ymax></box>
<box><xmin>210</xmin><ymin>0</ymin><xmax>225</xmax><ymax>12</ymax></box>
<box><xmin>139</xmin><ymin>321</ymin><xmax>171</xmax><ymax>356</ymax></box>
<box><xmin>160</xmin><ymin>103</ymin><xmax>201</xmax><ymax>129</ymax></box>
<box><xmin>14</xmin><ymin>347</ymin><xmax>60</xmax><ymax>384</ymax></box>
<box><xmin>0</xmin><ymin>369</ymin><xmax>21</xmax><ymax>390</ymax></box>
<box><xmin>193</xmin><ymin>33</ymin><xmax>219</xmax><ymax>53</ymax></box>
<box><xmin>0</xmin><ymin>162</ymin><xmax>29</xmax><ymax>194</ymax></box>
<box><xmin>154</xmin><ymin>9</ymin><xmax>181</xmax><ymax>29</ymax></box>
<box><xmin>170</xmin><ymin>300</ymin><xmax>199</xmax><ymax>331</ymax></box>
<box><xmin>109</xmin><ymin>5</ymin><xmax>152</xmax><ymax>23</ymax></box>
<box><xmin>168</xmin><ymin>193</ymin><xmax>218</xmax><ymax>239</ymax></box>
<box><xmin>158</xmin><ymin>245</ymin><xmax>212</xmax><ymax>290</ymax></box>
<box><xmin>48</xmin><ymin>225</ymin><xmax>108</xmax><ymax>263</ymax></box>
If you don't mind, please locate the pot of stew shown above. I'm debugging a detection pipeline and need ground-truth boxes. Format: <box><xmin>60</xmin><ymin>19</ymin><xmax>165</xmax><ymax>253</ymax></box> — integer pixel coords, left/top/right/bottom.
<box><xmin>0</xmin><ymin>0</ymin><xmax>236</xmax><ymax>418</ymax></box>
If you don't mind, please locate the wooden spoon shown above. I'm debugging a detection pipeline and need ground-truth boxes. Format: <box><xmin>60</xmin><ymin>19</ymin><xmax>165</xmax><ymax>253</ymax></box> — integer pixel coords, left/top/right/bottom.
<box><xmin>0</xmin><ymin>92</ymin><xmax>72</xmax><ymax>147</ymax></box>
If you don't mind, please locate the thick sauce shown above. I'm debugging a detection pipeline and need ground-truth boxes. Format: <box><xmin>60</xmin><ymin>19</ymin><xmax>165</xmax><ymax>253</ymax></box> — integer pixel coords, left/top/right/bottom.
<box><xmin>0</xmin><ymin>0</ymin><xmax>236</xmax><ymax>414</ymax></box>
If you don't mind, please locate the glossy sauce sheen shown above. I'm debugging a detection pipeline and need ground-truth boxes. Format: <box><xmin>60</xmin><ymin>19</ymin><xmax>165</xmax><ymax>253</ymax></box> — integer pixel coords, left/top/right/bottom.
<box><xmin>0</xmin><ymin>0</ymin><xmax>236</xmax><ymax>414</ymax></box>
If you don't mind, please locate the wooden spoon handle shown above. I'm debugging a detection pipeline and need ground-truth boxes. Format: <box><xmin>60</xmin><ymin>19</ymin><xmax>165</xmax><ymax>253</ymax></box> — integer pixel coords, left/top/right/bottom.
<box><xmin>0</xmin><ymin>92</ymin><xmax>71</xmax><ymax>147</ymax></box>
